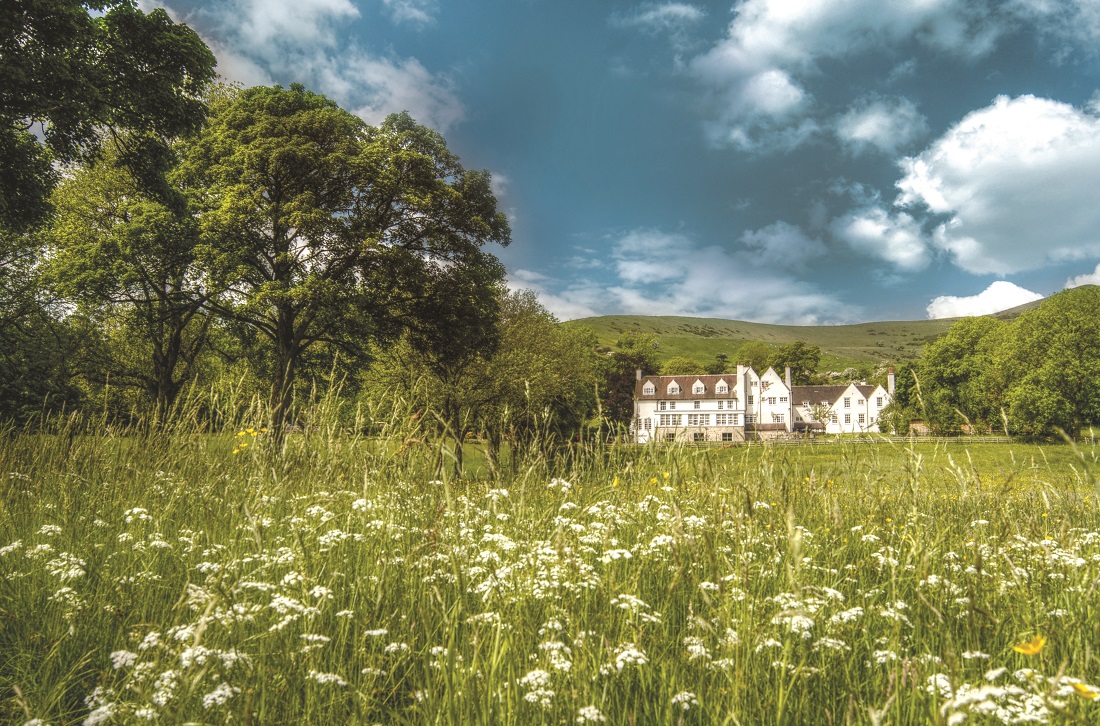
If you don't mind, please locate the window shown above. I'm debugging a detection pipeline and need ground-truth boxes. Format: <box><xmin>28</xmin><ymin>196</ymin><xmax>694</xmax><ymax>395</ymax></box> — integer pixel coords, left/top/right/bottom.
<box><xmin>669</xmin><ymin>401</ymin><xmax>676</xmax><ymax>410</ymax></box>
<box><xmin>665</xmin><ymin>433</ymin><xmax>676</xmax><ymax>442</ymax></box>
<box><xmin>876</xmin><ymin>397</ymin><xmax>883</xmax><ymax>407</ymax></box>
<box><xmin>802</xmin><ymin>401</ymin><xmax>810</xmax><ymax>407</ymax></box>
<box><xmin>673</xmin><ymin>415</ymin><xmax>682</xmax><ymax>426</ymax></box>
<box><xmin>644</xmin><ymin>418</ymin><xmax>651</xmax><ymax>430</ymax></box>
<box><xmin>722</xmin><ymin>432</ymin><xmax>733</xmax><ymax>442</ymax></box>
<box><xmin>747</xmin><ymin>395</ymin><xmax>754</xmax><ymax>405</ymax></box>
<box><xmin>668</xmin><ymin>381</ymin><xmax>680</xmax><ymax>394</ymax></box>
<box><xmin>716</xmin><ymin>383</ymin><xmax>728</xmax><ymax>394</ymax></box>
<box><xmin>693</xmin><ymin>432</ymin><xmax>705</xmax><ymax>442</ymax></box>
<box><xmin>728</xmin><ymin>399</ymin><xmax>735</xmax><ymax>407</ymax></box>
<box><xmin>731</xmin><ymin>414</ymin><xmax>740</xmax><ymax>426</ymax></box>
<box><xmin>746</xmin><ymin>414</ymin><xmax>757</xmax><ymax>424</ymax></box>
<box><xmin>844</xmin><ymin>397</ymin><xmax>851</xmax><ymax>408</ymax></box>
<box><xmin>715</xmin><ymin>413</ymin><xmax>729</xmax><ymax>425</ymax></box>
<box><xmin>767</xmin><ymin>396</ymin><xmax>776</xmax><ymax>405</ymax></box>
<box><xmin>772</xmin><ymin>413</ymin><xmax>785</xmax><ymax>423</ymax></box>
<box><xmin>718</xmin><ymin>400</ymin><xmax>724</xmax><ymax>410</ymax></box>
<box><xmin>830</xmin><ymin>413</ymin><xmax>838</xmax><ymax>424</ymax></box>
<box><xmin>693</xmin><ymin>401</ymin><xmax>701</xmax><ymax>410</ymax></box>
<box><xmin>687</xmin><ymin>414</ymin><xmax>710</xmax><ymax>426</ymax></box>
<box><xmin>642</xmin><ymin>383</ymin><xmax>655</xmax><ymax>395</ymax></box>
<box><xmin>780</xmin><ymin>396</ymin><xmax>788</xmax><ymax>403</ymax></box>
<box><xmin>693</xmin><ymin>381</ymin><xmax>705</xmax><ymax>394</ymax></box>
<box><xmin>858</xmin><ymin>413</ymin><xmax>866</xmax><ymax>425</ymax></box>
<box><xmin>844</xmin><ymin>414</ymin><xmax>851</xmax><ymax>424</ymax></box>
<box><xmin>659</xmin><ymin>401</ymin><xmax>666</xmax><ymax>411</ymax></box>
<box><xmin>659</xmin><ymin>414</ymin><xmax>671</xmax><ymax>427</ymax></box>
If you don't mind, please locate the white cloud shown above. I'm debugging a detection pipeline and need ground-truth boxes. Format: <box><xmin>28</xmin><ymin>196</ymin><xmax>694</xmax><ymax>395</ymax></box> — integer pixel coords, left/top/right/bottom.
<box><xmin>830</xmin><ymin>207</ymin><xmax>930</xmax><ymax>270</ymax></box>
<box><xmin>835</xmin><ymin>96</ymin><xmax>928</xmax><ymax>154</ymax></box>
<box><xmin>1066</xmin><ymin>263</ymin><xmax>1100</xmax><ymax>289</ymax></box>
<box><xmin>506</xmin><ymin>270</ymin><xmax>600</xmax><ymax>321</ymax></box>
<box><xmin>926</xmin><ymin>281</ymin><xmax>1043</xmax><ymax>319</ymax></box>
<box><xmin>740</xmin><ymin>221</ymin><xmax>826</xmax><ymax>270</ymax></box>
<box><xmin>382</xmin><ymin>0</ymin><xmax>437</xmax><ymax>27</ymax></box>
<box><xmin>689</xmin><ymin>0</ymin><xmax>996</xmax><ymax>149</ymax></box>
<box><xmin>896</xmin><ymin>95</ymin><xmax>1100</xmax><ymax>274</ymax></box>
<box><xmin>162</xmin><ymin>0</ymin><xmax>464</xmax><ymax>132</ymax></box>
<box><xmin>611</xmin><ymin>3</ymin><xmax>706</xmax><ymax>32</ymax></box>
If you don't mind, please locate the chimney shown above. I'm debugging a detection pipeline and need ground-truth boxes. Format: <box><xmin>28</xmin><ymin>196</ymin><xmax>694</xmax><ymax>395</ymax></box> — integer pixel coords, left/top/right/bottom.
<box><xmin>785</xmin><ymin>366</ymin><xmax>792</xmax><ymax>390</ymax></box>
<box><xmin>888</xmin><ymin>368</ymin><xmax>895</xmax><ymax>397</ymax></box>
<box><xmin>636</xmin><ymin>368</ymin><xmax>643</xmax><ymax>382</ymax></box>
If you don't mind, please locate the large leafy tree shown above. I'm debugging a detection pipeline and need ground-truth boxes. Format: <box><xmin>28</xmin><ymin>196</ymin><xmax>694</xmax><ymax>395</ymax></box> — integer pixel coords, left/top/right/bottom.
<box><xmin>919</xmin><ymin>316</ymin><xmax>1006</xmax><ymax>434</ymax></box>
<box><xmin>768</xmin><ymin>341</ymin><xmax>821</xmax><ymax>385</ymax></box>
<box><xmin>49</xmin><ymin>145</ymin><xmax>213</xmax><ymax>420</ymax></box>
<box><xmin>186</xmin><ymin>85</ymin><xmax>510</xmax><ymax>434</ymax></box>
<box><xmin>1</xmin><ymin>0</ymin><xmax>215</xmax><ymax>232</ymax></box>
<box><xmin>600</xmin><ymin>331</ymin><xmax>660</xmax><ymax>426</ymax></box>
<box><xmin>1001</xmin><ymin>286</ymin><xmax>1100</xmax><ymax>438</ymax></box>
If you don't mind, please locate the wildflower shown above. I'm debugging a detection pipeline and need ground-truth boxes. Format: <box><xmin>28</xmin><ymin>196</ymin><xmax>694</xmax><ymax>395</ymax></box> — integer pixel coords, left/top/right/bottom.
<box><xmin>577</xmin><ymin>705</ymin><xmax>607</xmax><ymax>722</ymax></box>
<box><xmin>1012</xmin><ymin>635</ymin><xmax>1046</xmax><ymax>656</ymax></box>
<box><xmin>110</xmin><ymin>650</ymin><xmax>138</xmax><ymax>669</ymax></box>
<box><xmin>671</xmin><ymin>691</ymin><xmax>699</xmax><ymax>711</ymax></box>
<box><xmin>202</xmin><ymin>682</ymin><xmax>240</xmax><ymax>708</ymax></box>
<box><xmin>1072</xmin><ymin>682</ymin><xmax>1100</xmax><ymax>700</ymax></box>
<box><xmin>308</xmin><ymin>670</ymin><xmax>348</xmax><ymax>687</ymax></box>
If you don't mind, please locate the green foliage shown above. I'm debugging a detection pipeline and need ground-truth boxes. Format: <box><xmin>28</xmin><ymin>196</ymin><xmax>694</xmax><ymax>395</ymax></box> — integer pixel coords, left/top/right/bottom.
<box><xmin>1</xmin><ymin>0</ymin><xmax>215</xmax><ymax>231</ymax></box>
<box><xmin>737</xmin><ymin>340</ymin><xmax>776</xmax><ymax>370</ymax></box>
<box><xmin>185</xmin><ymin>86</ymin><xmax>510</xmax><ymax>434</ymax></box>
<box><xmin>767</xmin><ymin>340</ymin><xmax>821</xmax><ymax>384</ymax></box>
<box><xmin>599</xmin><ymin>332</ymin><xmax>660</xmax><ymax>425</ymax></box>
<box><xmin>3</xmin><ymin>424</ymin><xmax>1100</xmax><ymax>724</ymax></box>
<box><xmin>659</xmin><ymin>355</ymin><xmax>705</xmax><ymax>375</ymax></box>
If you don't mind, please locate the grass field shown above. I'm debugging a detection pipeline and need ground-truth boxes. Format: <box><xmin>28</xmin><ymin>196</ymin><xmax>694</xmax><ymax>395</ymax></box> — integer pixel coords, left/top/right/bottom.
<box><xmin>3</xmin><ymin>425</ymin><xmax>1100</xmax><ymax>724</ymax></box>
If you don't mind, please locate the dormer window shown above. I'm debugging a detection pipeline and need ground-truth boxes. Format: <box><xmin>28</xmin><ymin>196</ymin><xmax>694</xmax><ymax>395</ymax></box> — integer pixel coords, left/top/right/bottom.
<box><xmin>642</xmin><ymin>382</ymin><xmax>655</xmax><ymax>395</ymax></box>
<box><xmin>692</xmin><ymin>379</ymin><xmax>705</xmax><ymax>394</ymax></box>
<box><xmin>716</xmin><ymin>380</ymin><xmax>729</xmax><ymax>394</ymax></box>
<box><xmin>667</xmin><ymin>380</ymin><xmax>680</xmax><ymax>395</ymax></box>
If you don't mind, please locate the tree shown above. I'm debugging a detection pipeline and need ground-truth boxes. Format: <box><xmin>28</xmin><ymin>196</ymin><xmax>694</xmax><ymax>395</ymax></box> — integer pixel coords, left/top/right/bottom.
<box><xmin>737</xmin><ymin>341</ymin><xmax>775</xmax><ymax>370</ymax></box>
<box><xmin>705</xmin><ymin>353</ymin><xmax>730</xmax><ymax>375</ymax></box>
<box><xmin>919</xmin><ymin>316</ymin><xmax>1006</xmax><ymax>434</ymax></box>
<box><xmin>600</xmin><ymin>331</ymin><xmax>660</xmax><ymax>426</ymax></box>
<box><xmin>660</xmin><ymin>356</ymin><xmax>706</xmax><ymax>376</ymax></box>
<box><xmin>1000</xmin><ymin>286</ymin><xmax>1100</xmax><ymax>438</ymax></box>
<box><xmin>186</xmin><ymin>86</ymin><xmax>510</xmax><ymax>436</ymax></box>
<box><xmin>768</xmin><ymin>341</ymin><xmax>821</xmax><ymax>385</ymax></box>
<box><xmin>49</xmin><ymin>143</ymin><xmax>212</xmax><ymax>420</ymax></box>
<box><xmin>1</xmin><ymin>0</ymin><xmax>215</xmax><ymax>233</ymax></box>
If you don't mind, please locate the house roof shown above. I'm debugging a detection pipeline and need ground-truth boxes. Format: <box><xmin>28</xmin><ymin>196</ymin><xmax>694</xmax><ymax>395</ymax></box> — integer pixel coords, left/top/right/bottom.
<box><xmin>635</xmin><ymin>374</ymin><xmax>739</xmax><ymax>400</ymax></box>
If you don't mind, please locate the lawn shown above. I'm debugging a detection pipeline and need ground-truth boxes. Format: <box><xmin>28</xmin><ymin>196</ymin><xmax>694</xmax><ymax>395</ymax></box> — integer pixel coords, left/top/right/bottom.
<box><xmin>2</xmin><ymin>429</ymin><xmax>1099</xmax><ymax>724</ymax></box>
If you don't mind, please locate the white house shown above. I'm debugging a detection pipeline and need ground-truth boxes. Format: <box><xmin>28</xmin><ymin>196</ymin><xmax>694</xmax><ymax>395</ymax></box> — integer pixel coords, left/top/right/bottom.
<box><xmin>633</xmin><ymin>366</ymin><xmax>894</xmax><ymax>442</ymax></box>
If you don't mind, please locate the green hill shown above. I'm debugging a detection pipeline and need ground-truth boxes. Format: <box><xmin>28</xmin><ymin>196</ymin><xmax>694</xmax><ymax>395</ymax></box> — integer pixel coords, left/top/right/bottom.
<box><xmin>566</xmin><ymin>298</ymin><xmax>1048</xmax><ymax>372</ymax></box>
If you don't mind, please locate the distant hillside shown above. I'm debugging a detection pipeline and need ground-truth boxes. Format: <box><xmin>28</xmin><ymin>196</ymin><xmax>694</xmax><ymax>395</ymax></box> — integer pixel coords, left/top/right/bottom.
<box><xmin>566</xmin><ymin>300</ymin><xmax>1044</xmax><ymax>371</ymax></box>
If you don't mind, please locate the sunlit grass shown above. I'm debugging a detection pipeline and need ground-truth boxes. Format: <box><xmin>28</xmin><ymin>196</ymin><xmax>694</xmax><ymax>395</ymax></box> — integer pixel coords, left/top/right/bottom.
<box><xmin>2</xmin><ymin>419</ymin><xmax>1099</xmax><ymax>724</ymax></box>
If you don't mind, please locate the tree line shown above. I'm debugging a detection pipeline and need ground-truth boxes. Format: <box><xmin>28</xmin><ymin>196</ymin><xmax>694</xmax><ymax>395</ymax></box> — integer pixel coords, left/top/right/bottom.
<box><xmin>880</xmin><ymin>286</ymin><xmax>1100</xmax><ymax>439</ymax></box>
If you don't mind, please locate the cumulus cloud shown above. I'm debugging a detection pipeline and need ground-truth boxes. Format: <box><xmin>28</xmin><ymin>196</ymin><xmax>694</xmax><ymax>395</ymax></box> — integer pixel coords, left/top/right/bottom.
<box><xmin>740</xmin><ymin>221</ymin><xmax>826</xmax><ymax>271</ymax></box>
<box><xmin>830</xmin><ymin>207</ymin><xmax>930</xmax><ymax>271</ymax></box>
<box><xmin>835</xmin><ymin>96</ymin><xmax>929</xmax><ymax>154</ymax></box>
<box><xmin>896</xmin><ymin>95</ymin><xmax>1100</xmax><ymax>275</ymax></box>
<box><xmin>689</xmin><ymin>0</ymin><xmax>997</xmax><ymax>150</ymax></box>
<box><xmin>161</xmin><ymin>0</ymin><xmax>463</xmax><ymax>132</ymax></box>
<box><xmin>1066</xmin><ymin>263</ymin><xmax>1100</xmax><ymax>289</ymax></box>
<box><xmin>926</xmin><ymin>281</ymin><xmax>1043</xmax><ymax>319</ymax></box>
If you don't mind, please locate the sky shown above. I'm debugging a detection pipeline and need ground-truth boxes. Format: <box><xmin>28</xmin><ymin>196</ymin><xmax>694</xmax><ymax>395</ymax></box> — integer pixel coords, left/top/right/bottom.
<box><xmin>148</xmin><ymin>0</ymin><xmax>1100</xmax><ymax>324</ymax></box>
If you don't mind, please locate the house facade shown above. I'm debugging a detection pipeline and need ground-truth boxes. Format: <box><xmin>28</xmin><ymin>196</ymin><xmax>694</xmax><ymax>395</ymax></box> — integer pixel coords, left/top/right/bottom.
<box><xmin>633</xmin><ymin>366</ymin><xmax>894</xmax><ymax>443</ymax></box>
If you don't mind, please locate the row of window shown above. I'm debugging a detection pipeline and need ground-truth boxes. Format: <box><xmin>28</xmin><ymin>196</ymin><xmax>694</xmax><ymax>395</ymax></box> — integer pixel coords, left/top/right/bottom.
<box><xmin>657</xmin><ymin>400</ymin><xmax>738</xmax><ymax>411</ymax></box>
<box><xmin>652</xmin><ymin>413</ymin><xmax>744</xmax><ymax>427</ymax></box>
<box><xmin>642</xmin><ymin>380</ymin><xmax>732</xmax><ymax>396</ymax></box>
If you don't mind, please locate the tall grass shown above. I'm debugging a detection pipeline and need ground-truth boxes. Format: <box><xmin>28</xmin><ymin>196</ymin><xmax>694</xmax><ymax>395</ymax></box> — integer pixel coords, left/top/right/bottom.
<box><xmin>2</xmin><ymin>400</ymin><xmax>1099</xmax><ymax>724</ymax></box>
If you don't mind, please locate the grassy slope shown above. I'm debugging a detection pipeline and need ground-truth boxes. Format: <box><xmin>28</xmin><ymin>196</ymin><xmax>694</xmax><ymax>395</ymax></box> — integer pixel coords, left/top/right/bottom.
<box><xmin>566</xmin><ymin>297</ymin><xmax>1046</xmax><ymax>370</ymax></box>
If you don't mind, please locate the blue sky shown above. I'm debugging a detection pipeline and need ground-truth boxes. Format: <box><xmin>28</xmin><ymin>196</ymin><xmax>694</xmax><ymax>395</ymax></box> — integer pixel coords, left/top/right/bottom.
<box><xmin>150</xmin><ymin>0</ymin><xmax>1100</xmax><ymax>323</ymax></box>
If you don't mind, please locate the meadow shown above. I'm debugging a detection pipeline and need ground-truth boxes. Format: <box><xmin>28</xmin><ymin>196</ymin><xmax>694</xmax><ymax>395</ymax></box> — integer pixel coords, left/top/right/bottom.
<box><xmin>3</xmin><ymin>419</ymin><xmax>1100</xmax><ymax>724</ymax></box>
